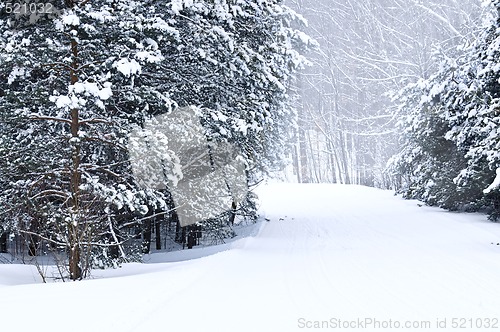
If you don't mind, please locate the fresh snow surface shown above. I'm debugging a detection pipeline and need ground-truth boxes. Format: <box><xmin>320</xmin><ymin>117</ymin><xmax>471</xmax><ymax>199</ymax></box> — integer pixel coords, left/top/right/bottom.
<box><xmin>1</xmin><ymin>183</ymin><xmax>500</xmax><ymax>331</ymax></box>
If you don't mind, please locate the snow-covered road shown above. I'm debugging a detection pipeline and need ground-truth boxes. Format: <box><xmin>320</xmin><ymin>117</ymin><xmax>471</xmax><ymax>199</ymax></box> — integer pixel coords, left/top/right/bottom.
<box><xmin>1</xmin><ymin>183</ymin><xmax>500</xmax><ymax>331</ymax></box>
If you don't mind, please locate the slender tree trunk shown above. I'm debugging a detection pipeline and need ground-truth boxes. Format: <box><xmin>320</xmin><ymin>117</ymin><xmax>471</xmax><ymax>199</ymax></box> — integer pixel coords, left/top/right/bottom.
<box><xmin>69</xmin><ymin>245</ymin><xmax>81</xmax><ymax>280</ymax></box>
<box><xmin>292</xmin><ymin>142</ymin><xmax>301</xmax><ymax>183</ymax></box>
<box><xmin>155</xmin><ymin>218</ymin><xmax>161</xmax><ymax>250</ymax></box>
<box><xmin>27</xmin><ymin>216</ymin><xmax>40</xmax><ymax>256</ymax></box>
<box><xmin>228</xmin><ymin>201</ymin><xmax>237</xmax><ymax>225</ymax></box>
<box><xmin>68</xmin><ymin>35</ymin><xmax>82</xmax><ymax>280</ymax></box>
<box><xmin>142</xmin><ymin>219</ymin><xmax>152</xmax><ymax>254</ymax></box>
<box><xmin>326</xmin><ymin>138</ymin><xmax>337</xmax><ymax>183</ymax></box>
<box><xmin>187</xmin><ymin>225</ymin><xmax>196</xmax><ymax>249</ymax></box>
<box><xmin>298</xmin><ymin>125</ymin><xmax>309</xmax><ymax>183</ymax></box>
<box><xmin>0</xmin><ymin>232</ymin><xmax>7</xmax><ymax>253</ymax></box>
<box><xmin>306</xmin><ymin>130</ymin><xmax>319</xmax><ymax>182</ymax></box>
<box><xmin>173</xmin><ymin>210</ymin><xmax>184</xmax><ymax>244</ymax></box>
<box><xmin>337</xmin><ymin>129</ymin><xmax>351</xmax><ymax>184</ymax></box>
<box><xmin>28</xmin><ymin>234</ymin><xmax>39</xmax><ymax>256</ymax></box>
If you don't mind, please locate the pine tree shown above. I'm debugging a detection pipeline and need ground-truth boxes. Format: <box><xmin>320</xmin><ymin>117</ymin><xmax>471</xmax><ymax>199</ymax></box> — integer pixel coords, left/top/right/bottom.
<box><xmin>0</xmin><ymin>0</ymin><xmax>176</xmax><ymax>279</ymax></box>
<box><xmin>0</xmin><ymin>0</ymin><xmax>310</xmax><ymax>277</ymax></box>
<box><xmin>441</xmin><ymin>0</ymin><xmax>500</xmax><ymax>218</ymax></box>
<box><xmin>390</xmin><ymin>0</ymin><xmax>500</xmax><ymax>217</ymax></box>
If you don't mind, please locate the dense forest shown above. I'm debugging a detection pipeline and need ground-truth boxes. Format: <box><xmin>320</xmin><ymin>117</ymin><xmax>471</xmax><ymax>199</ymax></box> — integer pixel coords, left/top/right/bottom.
<box><xmin>0</xmin><ymin>0</ymin><xmax>311</xmax><ymax>279</ymax></box>
<box><xmin>2</xmin><ymin>0</ymin><xmax>500</xmax><ymax>281</ymax></box>
<box><xmin>289</xmin><ymin>0</ymin><xmax>500</xmax><ymax>218</ymax></box>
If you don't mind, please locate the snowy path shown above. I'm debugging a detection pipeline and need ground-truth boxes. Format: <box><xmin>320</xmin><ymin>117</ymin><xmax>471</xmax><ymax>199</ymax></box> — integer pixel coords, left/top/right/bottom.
<box><xmin>1</xmin><ymin>183</ymin><xmax>500</xmax><ymax>331</ymax></box>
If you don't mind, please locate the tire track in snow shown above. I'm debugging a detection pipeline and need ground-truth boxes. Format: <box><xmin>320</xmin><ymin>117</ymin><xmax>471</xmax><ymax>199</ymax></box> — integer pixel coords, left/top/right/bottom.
<box><xmin>254</xmin><ymin>183</ymin><xmax>500</xmax><ymax>320</ymax></box>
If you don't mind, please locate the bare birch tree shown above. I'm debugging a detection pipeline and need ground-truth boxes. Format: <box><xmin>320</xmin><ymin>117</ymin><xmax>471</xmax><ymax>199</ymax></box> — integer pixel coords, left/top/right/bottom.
<box><xmin>287</xmin><ymin>0</ymin><xmax>482</xmax><ymax>187</ymax></box>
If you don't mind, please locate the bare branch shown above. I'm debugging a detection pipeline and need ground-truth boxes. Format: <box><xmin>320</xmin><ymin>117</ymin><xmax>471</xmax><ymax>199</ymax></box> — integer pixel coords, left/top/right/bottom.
<box><xmin>29</xmin><ymin>114</ymin><xmax>72</xmax><ymax>124</ymax></box>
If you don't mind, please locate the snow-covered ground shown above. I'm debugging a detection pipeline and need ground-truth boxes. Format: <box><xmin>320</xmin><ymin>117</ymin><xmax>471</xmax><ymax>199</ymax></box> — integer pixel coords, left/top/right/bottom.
<box><xmin>1</xmin><ymin>183</ymin><xmax>500</xmax><ymax>331</ymax></box>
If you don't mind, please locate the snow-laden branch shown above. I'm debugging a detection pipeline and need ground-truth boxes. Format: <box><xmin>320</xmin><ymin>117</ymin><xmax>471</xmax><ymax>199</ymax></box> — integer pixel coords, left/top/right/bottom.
<box><xmin>30</xmin><ymin>189</ymin><xmax>69</xmax><ymax>200</ymax></box>
<box><xmin>339</xmin><ymin>129</ymin><xmax>397</xmax><ymax>136</ymax></box>
<box><xmin>19</xmin><ymin>230</ymin><xmax>67</xmax><ymax>247</ymax></box>
<box><xmin>484</xmin><ymin>168</ymin><xmax>500</xmax><ymax>194</ymax></box>
<box><xmin>342</xmin><ymin>114</ymin><xmax>395</xmax><ymax>123</ymax></box>
<box><xmin>109</xmin><ymin>216</ymin><xmax>126</xmax><ymax>259</ymax></box>
<box><xmin>339</xmin><ymin>49</ymin><xmax>394</xmax><ymax>80</ymax></box>
<box><xmin>412</xmin><ymin>2</ymin><xmax>463</xmax><ymax>38</ymax></box>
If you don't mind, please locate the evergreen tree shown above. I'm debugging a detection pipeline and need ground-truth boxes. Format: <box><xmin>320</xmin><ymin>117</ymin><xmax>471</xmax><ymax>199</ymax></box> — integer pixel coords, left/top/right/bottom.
<box><xmin>0</xmin><ymin>0</ymin><xmax>309</xmax><ymax>277</ymax></box>
<box><xmin>0</xmin><ymin>0</ymin><xmax>180</xmax><ymax>279</ymax></box>
<box><xmin>389</xmin><ymin>0</ymin><xmax>500</xmax><ymax>218</ymax></box>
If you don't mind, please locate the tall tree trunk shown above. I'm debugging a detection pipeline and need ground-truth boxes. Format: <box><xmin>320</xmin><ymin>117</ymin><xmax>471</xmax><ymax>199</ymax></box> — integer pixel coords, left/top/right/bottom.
<box><xmin>28</xmin><ymin>216</ymin><xmax>40</xmax><ymax>256</ymax></box>
<box><xmin>68</xmin><ymin>35</ymin><xmax>82</xmax><ymax>280</ymax></box>
<box><xmin>142</xmin><ymin>219</ymin><xmax>152</xmax><ymax>254</ymax></box>
<box><xmin>228</xmin><ymin>201</ymin><xmax>237</xmax><ymax>225</ymax></box>
<box><xmin>326</xmin><ymin>138</ymin><xmax>338</xmax><ymax>183</ymax></box>
<box><xmin>298</xmin><ymin>125</ymin><xmax>309</xmax><ymax>183</ymax></box>
<box><xmin>173</xmin><ymin>210</ymin><xmax>184</xmax><ymax>244</ymax></box>
<box><xmin>337</xmin><ymin>129</ymin><xmax>350</xmax><ymax>184</ymax></box>
<box><xmin>69</xmin><ymin>244</ymin><xmax>81</xmax><ymax>280</ymax></box>
<box><xmin>155</xmin><ymin>218</ymin><xmax>161</xmax><ymax>250</ymax></box>
<box><xmin>28</xmin><ymin>234</ymin><xmax>39</xmax><ymax>257</ymax></box>
<box><xmin>306</xmin><ymin>130</ymin><xmax>319</xmax><ymax>182</ymax></box>
<box><xmin>0</xmin><ymin>232</ymin><xmax>7</xmax><ymax>253</ymax></box>
<box><xmin>292</xmin><ymin>142</ymin><xmax>301</xmax><ymax>183</ymax></box>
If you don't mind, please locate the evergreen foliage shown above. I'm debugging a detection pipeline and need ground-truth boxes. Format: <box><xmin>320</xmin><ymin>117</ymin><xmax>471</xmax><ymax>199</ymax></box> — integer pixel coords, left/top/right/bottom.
<box><xmin>0</xmin><ymin>0</ymin><xmax>309</xmax><ymax>279</ymax></box>
<box><xmin>389</xmin><ymin>0</ymin><xmax>500</xmax><ymax>219</ymax></box>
